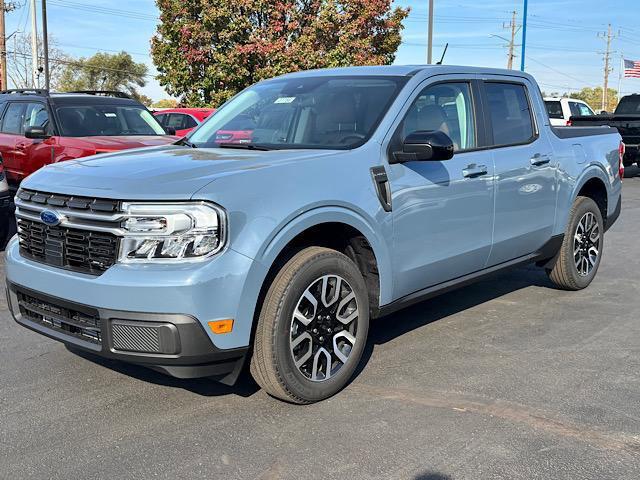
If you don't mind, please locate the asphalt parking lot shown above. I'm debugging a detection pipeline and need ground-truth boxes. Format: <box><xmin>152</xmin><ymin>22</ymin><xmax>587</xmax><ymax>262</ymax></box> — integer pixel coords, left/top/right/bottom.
<box><xmin>1</xmin><ymin>171</ymin><xmax>639</xmax><ymax>480</ymax></box>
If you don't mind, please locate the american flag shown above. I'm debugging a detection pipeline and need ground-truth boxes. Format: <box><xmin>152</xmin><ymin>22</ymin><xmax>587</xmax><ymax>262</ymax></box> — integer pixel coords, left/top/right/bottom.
<box><xmin>624</xmin><ymin>59</ymin><xmax>640</xmax><ymax>78</ymax></box>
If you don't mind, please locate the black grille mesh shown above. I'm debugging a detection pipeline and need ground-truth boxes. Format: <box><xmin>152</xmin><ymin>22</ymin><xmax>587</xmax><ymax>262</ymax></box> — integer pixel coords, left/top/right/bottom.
<box><xmin>17</xmin><ymin>290</ymin><xmax>101</xmax><ymax>344</ymax></box>
<box><xmin>18</xmin><ymin>219</ymin><xmax>119</xmax><ymax>275</ymax></box>
<box><xmin>112</xmin><ymin>324</ymin><xmax>162</xmax><ymax>353</ymax></box>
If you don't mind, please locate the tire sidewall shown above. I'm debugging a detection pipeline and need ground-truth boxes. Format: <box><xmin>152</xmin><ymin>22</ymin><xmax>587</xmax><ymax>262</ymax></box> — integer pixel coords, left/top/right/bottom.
<box><xmin>272</xmin><ymin>253</ymin><xmax>369</xmax><ymax>403</ymax></box>
<box><xmin>565</xmin><ymin>197</ymin><xmax>604</xmax><ymax>289</ymax></box>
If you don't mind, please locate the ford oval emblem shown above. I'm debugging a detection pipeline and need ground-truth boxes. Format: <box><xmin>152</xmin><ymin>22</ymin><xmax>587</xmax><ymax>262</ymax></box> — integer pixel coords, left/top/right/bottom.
<box><xmin>40</xmin><ymin>210</ymin><xmax>62</xmax><ymax>226</ymax></box>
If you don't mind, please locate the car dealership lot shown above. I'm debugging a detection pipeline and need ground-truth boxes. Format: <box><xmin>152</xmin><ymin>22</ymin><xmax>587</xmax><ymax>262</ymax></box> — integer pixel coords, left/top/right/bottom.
<box><xmin>1</xmin><ymin>172</ymin><xmax>640</xmax><ymax>480</ymax></box>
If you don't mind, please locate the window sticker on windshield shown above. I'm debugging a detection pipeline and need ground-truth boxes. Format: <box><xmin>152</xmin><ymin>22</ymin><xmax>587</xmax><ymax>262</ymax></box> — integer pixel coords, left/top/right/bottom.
<box><xmin>274</xmin><ymin>97</ymin><xmax>296</xmax><ymax>104</ymax></box>
<box><xmin>104</xmin><ymin>112</ymin><xmax>117</xmax><ymax>117</ymax></box>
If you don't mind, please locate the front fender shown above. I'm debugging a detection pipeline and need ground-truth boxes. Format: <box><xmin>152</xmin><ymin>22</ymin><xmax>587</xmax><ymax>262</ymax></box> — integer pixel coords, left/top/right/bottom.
<box><xmin>255</xmin><ymin>205</ymin><xmax>394</xmax><ymax>305</ymax></box>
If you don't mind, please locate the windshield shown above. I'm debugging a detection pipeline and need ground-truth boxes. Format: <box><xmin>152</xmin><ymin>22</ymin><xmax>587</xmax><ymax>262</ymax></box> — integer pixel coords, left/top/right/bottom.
<box><xmin>56</xmin><ymin>104</ymin><xmax>166</xmax><ymax>137</ymax></box>
<box><xmin>615</xmin><ymin>96</ymin><xmax>640</xmax><ymax>114</ymax></box>
<box><xmin>189</xmin><ymin>76</ymin><xmax>406</xmax><ymax>149</ymax></box>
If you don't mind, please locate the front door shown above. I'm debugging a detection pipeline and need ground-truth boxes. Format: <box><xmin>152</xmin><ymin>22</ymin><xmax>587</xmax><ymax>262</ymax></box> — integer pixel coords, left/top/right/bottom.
<box><xmin>388</xmin><ymin>79</ymin><xmax>495</xmax><ymax>299</ymax></box>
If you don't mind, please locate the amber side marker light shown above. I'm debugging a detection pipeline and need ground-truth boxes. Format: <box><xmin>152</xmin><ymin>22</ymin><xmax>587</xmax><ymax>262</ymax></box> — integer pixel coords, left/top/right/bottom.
<box><xmin>208</xmin><ymin>319</ymin><xmax>234</xmax><ymax>334</ymax></box>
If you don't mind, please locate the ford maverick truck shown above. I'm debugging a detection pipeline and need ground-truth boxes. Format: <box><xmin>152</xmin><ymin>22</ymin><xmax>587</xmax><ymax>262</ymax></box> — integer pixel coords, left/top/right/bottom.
<box><xmin>5</xmin><ymin>66</ymin><xmax>623</xmax><ymax>404</ymax></box>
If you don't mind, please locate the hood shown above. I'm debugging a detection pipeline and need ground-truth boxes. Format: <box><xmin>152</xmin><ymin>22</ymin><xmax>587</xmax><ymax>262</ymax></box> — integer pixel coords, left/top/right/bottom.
<box><xmin>22</xmin><ymin>145</ymin><xmax>341</xmax><ymax>199</ymax></box>
<box><xmin>72</xmin><ymin>135</ymin><xmax>179</xmax><ymax>151</ymax></box>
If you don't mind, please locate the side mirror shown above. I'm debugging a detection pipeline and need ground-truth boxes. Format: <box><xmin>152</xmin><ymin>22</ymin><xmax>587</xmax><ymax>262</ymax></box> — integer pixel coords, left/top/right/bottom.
<box><xmin>393</xmin><ymin>130</ymin><xmax>454</xmax><ymax>163</ymax></box>
<box><xmin>25</xmin><ymin>126</ymin><xmax>51</xmax><ymax>140</ymax></box>
<box><xmin>164</xmin><ymin>126</ymin><xmax>177</xmax><ymax>136</ymax></box>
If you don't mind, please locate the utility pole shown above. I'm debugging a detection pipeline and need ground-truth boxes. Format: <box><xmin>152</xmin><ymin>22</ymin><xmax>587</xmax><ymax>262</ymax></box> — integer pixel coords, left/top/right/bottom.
<box><xmin>0</xmin><ymin>0</ymin><xmax>16</xmax><ymax>90</ymax></box>
<box><xmin>427</xmin><ymin>0</ymin><xmax>434</xmax><ymax>64</ymax></box>
<box><xmin>0</xmin><ymin>0</ymin><xmax>6</xmax><ymax>90</ymax></box>
<box><xmin>30</xmin><ymin>0</ymin><xmax>38</xmax><ymax>88</ymax></box>
<box><xmin>598</xmin><ymin>24</ymin><xmax>618</xmax><ymax>112</ymax></box>
<box><xmin>41</xmin><ymin>0</ymin><xmax>49</xmax><ymax>91</ymax></box>
<box><xmin>520</xmin><ymin>0</ymin><xmax>528</xmax><ymax>71</ymax></box>
<box><xmin>506</xmin><ymin>11</ymin><xmax>520</xmax><ymax>69</ymax></box>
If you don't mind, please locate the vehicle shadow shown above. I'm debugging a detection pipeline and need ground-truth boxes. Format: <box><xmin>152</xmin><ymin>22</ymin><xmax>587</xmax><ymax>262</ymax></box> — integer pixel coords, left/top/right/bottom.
<box><xmin>414</xmin><ymin>473</ymin><xmax>452</xmax><ymax>480</ymax></box>
<box><xmin>66</xmin><ymin>345</ymin><xmax>260</xmax><ymax>398</ymax></box>
<box><xmin>354</xmin><ymin>264</ymin><xmax>554</xmax><ymax>378</ymax></box>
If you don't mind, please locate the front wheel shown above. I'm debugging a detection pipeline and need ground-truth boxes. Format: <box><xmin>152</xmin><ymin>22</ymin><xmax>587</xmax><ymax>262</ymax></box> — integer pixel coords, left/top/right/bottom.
<box><xmin>250</xmin><ymin>247</ymin><xmax>369</xmax><ymax>404</ymax></box>
<box><xmin>546</xmin><ymin>196</ymin><xmax>604</xmax><ymax>290</ymax></box>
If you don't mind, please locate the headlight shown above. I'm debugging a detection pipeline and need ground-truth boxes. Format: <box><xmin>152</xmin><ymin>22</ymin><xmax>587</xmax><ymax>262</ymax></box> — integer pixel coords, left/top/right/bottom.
<box><xmin>118</xmin><ymin>202</ymin><xmax>226</xmax><ymax>263</ymax></box>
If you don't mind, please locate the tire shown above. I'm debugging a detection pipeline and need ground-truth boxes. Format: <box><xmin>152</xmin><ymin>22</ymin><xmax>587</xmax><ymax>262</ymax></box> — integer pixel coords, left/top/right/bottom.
<box><xmin>546</xmin><ymin>196</ymin><xmax>604</xmax><ymax>290</ymax></box>
<box><xmin>250</xmin><ymin>247</ymin><xmax>369</xmax><ymax>404</ymax></box>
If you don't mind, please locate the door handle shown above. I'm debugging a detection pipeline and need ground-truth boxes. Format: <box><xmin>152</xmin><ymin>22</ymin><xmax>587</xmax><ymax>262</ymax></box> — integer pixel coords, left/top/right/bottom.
<box><xmin>463</xmin><ymin>164</ymin><xmax>488</xmax><ymax>178</ymax></box>
<box><xmin>530</xmin><ymin>153</ymin><xmax>551</xmax><ymax>166</ymax></box>
<box><xmin>16</xmin><ymin>143</ymin><xmax>28</xmax><ymax>150</ymax></box>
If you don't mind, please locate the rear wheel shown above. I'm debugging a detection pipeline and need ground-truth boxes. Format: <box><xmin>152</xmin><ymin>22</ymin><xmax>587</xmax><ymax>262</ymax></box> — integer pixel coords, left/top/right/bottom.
<box><xmin>250</xmin><ymin>247</ymin><xmax>369</xmax><ymax>404</ymax></box>
<box><xmin>546</xmin><ymin>196</ymin><xmax>604</xmax><ymax>290</ymax></box>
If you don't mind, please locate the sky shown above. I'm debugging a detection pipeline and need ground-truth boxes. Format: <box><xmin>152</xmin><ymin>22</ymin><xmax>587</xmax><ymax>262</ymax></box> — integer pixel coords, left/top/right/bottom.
<box><xmin>5</xmin><ymin>0</ymin><xmax>640</xmax><ymax>102</ymax></box>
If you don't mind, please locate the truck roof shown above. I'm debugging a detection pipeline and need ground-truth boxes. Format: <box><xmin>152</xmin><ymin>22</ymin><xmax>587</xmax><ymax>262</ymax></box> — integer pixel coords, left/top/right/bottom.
<box><xmin>275</xmin><ymin>64</ymin><xmax>537</xmax><ymax>81</ymax></box>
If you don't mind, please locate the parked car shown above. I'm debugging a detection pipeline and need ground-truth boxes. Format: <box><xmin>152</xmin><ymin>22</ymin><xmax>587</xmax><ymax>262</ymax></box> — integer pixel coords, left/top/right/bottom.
<box><xmin>544</xmin><ymin>97</ymin><xmax>596</xmax><ymax>126</ymax></box>
<box><xmin>0</xmin><ymin>154</ymin><xmax>13</xmax><ymax>247</ymax></box>
<box><xmin>0</xmin><ymin>89</ymin><xmax>179</xmax><ymax>187</ymax></box>
<box><xmin>154</xmin><ymin>108</ymin><xmax>215</xmax><ymax>137</ymax></box>
<box><xmin>570</xmin><ymin>93</ymin><xmax>640</xmax><ymax>167</ymax></box>
<box><xmin>5</xmin><ymin>66</ymin><xmax>623</xmax><ymax>404</ymax></box>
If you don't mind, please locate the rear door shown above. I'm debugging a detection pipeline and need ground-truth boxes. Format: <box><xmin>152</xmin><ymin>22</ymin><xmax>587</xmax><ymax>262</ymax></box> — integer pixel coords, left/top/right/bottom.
<box><xmin>483</xmin><ymin>79</ymin><xmax>557</xmax><ymax>265</ymax></box>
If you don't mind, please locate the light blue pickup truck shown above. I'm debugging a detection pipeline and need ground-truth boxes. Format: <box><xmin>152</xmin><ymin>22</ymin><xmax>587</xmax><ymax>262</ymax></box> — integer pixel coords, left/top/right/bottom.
<box><xmin>5</xmin><ymin>66</ymin><xmax>623</xmax><ymax>403</ymax></box>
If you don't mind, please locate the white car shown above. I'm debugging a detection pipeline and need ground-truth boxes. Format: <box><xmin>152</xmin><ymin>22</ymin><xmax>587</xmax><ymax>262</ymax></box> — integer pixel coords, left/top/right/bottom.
<box><xmin>544</xmin><ymin>97</ymin><xmax>596</xmax><ymax>126</ymax></box>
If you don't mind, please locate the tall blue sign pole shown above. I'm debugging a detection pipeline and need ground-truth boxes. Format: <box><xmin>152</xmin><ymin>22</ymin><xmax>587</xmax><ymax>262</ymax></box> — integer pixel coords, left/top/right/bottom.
<box><xmin>520</xmin><ymin>0</ymin><xmax>528</xmax><ymax>71</ymax></box>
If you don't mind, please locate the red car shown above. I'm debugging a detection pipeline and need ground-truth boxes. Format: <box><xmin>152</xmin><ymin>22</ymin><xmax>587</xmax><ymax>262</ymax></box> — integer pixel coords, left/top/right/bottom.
<box><xmin>0</xmin><ymin>89</ymin><xmax>178</xmax><ymax>186</ymax></box>
<box><xmin>153</xmin><ymin>108</ymin><xmax>215</xmax><ymax>137</ymax></box>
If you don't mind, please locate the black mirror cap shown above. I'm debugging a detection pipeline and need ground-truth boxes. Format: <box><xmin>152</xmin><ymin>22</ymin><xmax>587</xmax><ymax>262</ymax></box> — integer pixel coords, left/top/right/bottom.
<box><xmin>164</xmin><ymin>126</ymin><xmax>177</xmax><ymax>136</ymax></box>
<box><xmin>393</xmin><ymin>130</ymin><xmax>454</xmax><ymax>163</ymax></box>
<box><xmin>24</xmin><ymin>126</ymin><xmax>51</xmax><ymax>140</ymax></box>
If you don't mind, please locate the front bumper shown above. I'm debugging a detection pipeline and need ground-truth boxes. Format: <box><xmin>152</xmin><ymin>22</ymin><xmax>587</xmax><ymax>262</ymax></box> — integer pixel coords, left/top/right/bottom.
<box><xmin>6</xmin><ymin>282</ymin><xmax>248</xmax><ymax>383</ymax></box>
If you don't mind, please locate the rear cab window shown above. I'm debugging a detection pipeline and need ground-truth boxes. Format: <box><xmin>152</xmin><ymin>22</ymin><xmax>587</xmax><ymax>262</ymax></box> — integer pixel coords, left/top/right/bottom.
<box><xmin>485</xmin><ymin>82</ymin><xmax>535</xmax><ymax>147</ymax></box>
<box><xmin>545</xmin><ymin>101</ymin><xmax>563</xmax><ymax>119</ymax></box>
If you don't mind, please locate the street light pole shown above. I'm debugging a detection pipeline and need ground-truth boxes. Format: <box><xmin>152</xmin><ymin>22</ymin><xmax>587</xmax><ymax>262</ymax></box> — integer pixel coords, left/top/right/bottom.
<box><xmin>427</xmin><ymin>0</ymin><xmax>434</xmax><ymax>64</ymax></box>
<box><xmin>520</xmin><ymin>0</ymin><xmax>528</xmax><ymax>71</ymax></box>
<box><xmin>30</xmin><ymin>0</ymin><xmax>38</xmax><ymax>87</ymax></box>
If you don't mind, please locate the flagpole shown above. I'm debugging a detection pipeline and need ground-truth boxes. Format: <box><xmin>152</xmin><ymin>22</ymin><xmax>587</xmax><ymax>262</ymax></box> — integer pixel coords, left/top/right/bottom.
<box><xmin>617</xmin><ymin>54</ymin><xmax>623</xmax><ymax>104</ymax></box>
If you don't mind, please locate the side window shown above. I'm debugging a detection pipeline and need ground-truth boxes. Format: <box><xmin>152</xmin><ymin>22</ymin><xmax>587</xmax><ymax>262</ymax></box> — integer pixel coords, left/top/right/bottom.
<box><xmin>183</xmin><ymin>115</ymin><xmax>197</xmax><ymax>129</ymax></box>
<box><xmin>578</xmin><ymin>103</ymin><xmax>594</xmax><ymax>116</ymax></box>
<box><xmin>1</xmin><ymin>103</ymin><xmax>27</xmax><ymax>135</ymax></box>
<box><xmin>402</xmin><ymin>82</ymin><xmax>476</xmax><ymax>151</ymax></box>
<box><xmin>485</xmin><ymin>83</ymin><xmax>534</xmax><ymax>146</ymax></box>
<box><xmin>167</xmin><ymin>114</ymin><xmax>186</xmax><ymax>130</ymax></box>
<box><xmin>155</xmin><ymin>113</ymin><xmax>167</xmax><ymax>126</ymax></box>
<box><xmin>24</xmin><ymin>103</ymin><xmax>50</xmax><ymax>132</ymax></box>
<box><xmin>568</xmin><ymin>102</ymin><xmax>582</xmax><ymax>117</ymax></box>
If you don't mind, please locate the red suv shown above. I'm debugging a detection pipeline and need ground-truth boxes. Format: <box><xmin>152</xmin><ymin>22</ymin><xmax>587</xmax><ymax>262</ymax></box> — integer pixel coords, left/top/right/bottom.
<box><xmin>153</xmin><ymin>108</ymin><xmax>215</xmax><ymax>137</ymax></box>
<box><xmin>0</xmin><ymin>89</ymin><xmax>178</xmax><ymax>186</ymax></box>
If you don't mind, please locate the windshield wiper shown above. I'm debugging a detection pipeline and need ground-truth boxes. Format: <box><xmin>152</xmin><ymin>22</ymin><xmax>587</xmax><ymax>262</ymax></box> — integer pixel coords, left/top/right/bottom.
<box><xmin>218</xmin><ymin>143</ymin><xmax>272</xmax><ymax>151</ymax></box>
<box><xmin>177</xmin><ymin>138</ymin><xmax>197</xmax><ymax>148</ymax></box>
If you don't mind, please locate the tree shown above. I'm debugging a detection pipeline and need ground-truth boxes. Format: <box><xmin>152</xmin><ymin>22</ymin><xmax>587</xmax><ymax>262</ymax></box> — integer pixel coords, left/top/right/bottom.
<box><xmin>7</xmin><ymin>33</ymin><xmax>70</xmax><ymax>90</ymax></box>
<box><xmin>152</xmin><ymin>98</ymin><xmax>178</xmax><ymax>108</ymax></box>
<box><xmin>56</xmin><ymin>52</ymin><xmax>149</xmax><ymax>101</ymax></box>
<box><xmin>151</xmin><ymin>0</ymin><xmax>409</xmax><ymax>106</ymax></box>
<box><xmin>571</xmin><ymin>87</ymin><xmax>619</xmax><ymax>112</ymax></box>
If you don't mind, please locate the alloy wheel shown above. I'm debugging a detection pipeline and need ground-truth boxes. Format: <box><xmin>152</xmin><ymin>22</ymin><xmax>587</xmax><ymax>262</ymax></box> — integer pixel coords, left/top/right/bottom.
<box><xmin>289</xmin><ymin>275</ymin><xmax>359</xmax><ymax>382</ymax></box>
<box><xmin>573</xmin><ymin>211</ymin><xmax>600</xmax><ymax>276</ymax></box>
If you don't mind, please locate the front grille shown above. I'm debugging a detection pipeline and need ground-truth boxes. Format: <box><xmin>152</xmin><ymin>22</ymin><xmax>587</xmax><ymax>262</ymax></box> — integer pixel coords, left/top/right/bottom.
<box><xmin>18</xmin><ymin>219</ymin><xmax>119</xmax><ymax>275</ymax></box>
<box><xmin>15</xmin><ymin>189</ymin><xmax>122</xmax><ymax>275</ymax></box>
<box><xmin>17</xmin><ymin>290</ymin><xmax>101</xmax><ymax>344</ymax></box>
